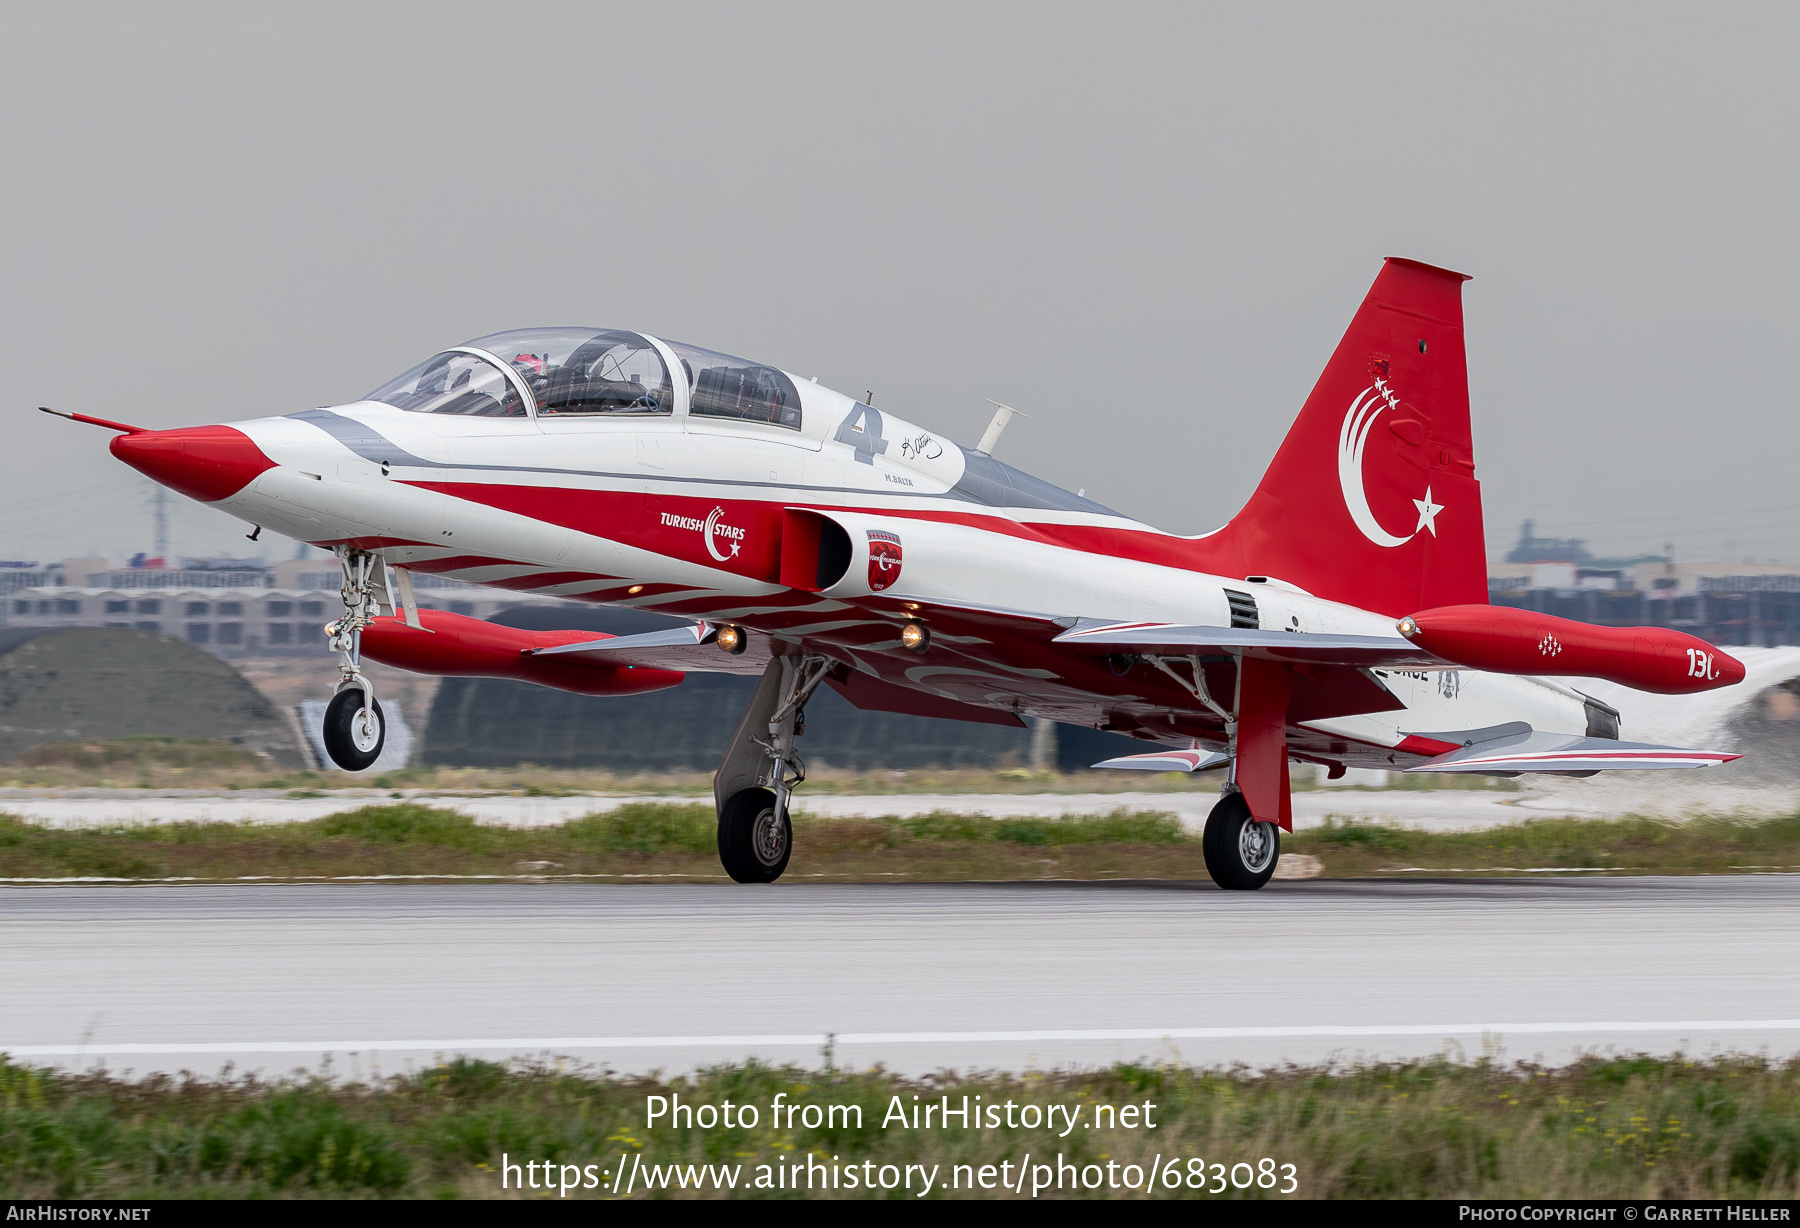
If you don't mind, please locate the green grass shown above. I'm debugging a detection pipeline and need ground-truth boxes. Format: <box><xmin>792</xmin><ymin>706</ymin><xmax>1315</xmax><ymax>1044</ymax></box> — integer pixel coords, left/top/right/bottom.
<box><xmin>0</xmin><ymin>803</ymin><xmax>1210</xmax><ymax>881</ymax></box>
<box><xmin>5</xmin><ymin>736</ymin><xmax>269</xmax><ymax>773</ymax></box>
<box><xmin>1284</xmin><ymin>813</ymin><xmax>1800</xmax><ymax>876</ymax></box>
<box><xmin>2</xmin><ymin>804</ymin><xmax>1800</xmax><ymax>882</ymax></box>
<box><xmin>2</xmin><ymin>1054</ymin><xmax>1796</xmax><ymax>1198</ymax></box>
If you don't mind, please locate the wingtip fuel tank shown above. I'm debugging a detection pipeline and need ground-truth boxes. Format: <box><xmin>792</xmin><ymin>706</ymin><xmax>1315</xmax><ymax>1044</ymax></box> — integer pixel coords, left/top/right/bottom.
<box><xmin>1398</xmin><ymin>605</ymin><xmax>1745</xmax><ymax>694</ymax></box>
<box><xmin>358</xmin><ymin>609</ymin><xmax>685</xmax><ymax>697</ymax></box>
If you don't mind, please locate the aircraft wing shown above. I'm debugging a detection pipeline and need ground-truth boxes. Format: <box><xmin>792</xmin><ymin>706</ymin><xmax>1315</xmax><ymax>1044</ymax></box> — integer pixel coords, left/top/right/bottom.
<box><xmin>820</xmin><ymin>595</ymin><xmax>1407</xmax><ymax>735</ymax></box>
<box><xmin>526</xmin><ymin>622</ymin><xmax>771</xmax><ymax>675</ymax></box>
<box><xmin>1405</xmin><ymin>731</ymin><xmax>1741</xmax><ymax>774</ymax></box>
<box><xmin>1050</xmin><ymin>619</ymin><xmax>1445</xmax><ymax>667</ymax></box>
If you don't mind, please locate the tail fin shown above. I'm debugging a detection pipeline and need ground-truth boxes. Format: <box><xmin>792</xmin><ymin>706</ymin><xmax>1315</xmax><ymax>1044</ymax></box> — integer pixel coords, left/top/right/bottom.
<box><xmin>1191</xmin><ymin>257</ymin><xmax>1487</xmax><ymax>617</ymax></box>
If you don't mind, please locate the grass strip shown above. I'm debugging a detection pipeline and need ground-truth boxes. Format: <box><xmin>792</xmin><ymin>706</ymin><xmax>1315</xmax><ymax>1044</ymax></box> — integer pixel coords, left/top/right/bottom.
<box><xmin>1</xmin><ymin>1054</ymin><xmax>1796</xmax><ymax>1198</ymax></box>
<box><xmin>0</xmin><ymin>804</ymin><xmax>1200</xmax><ymax>882</ymax></box>
<box><xmin>2</xmin><ymin>804</ymin><xmax>1800</xmax><ymax>881</ymax></box>
<box><xmin>1286</xmin><ymin>813</ymin><xmax>1800</xmax><ymax>877</ymax></box>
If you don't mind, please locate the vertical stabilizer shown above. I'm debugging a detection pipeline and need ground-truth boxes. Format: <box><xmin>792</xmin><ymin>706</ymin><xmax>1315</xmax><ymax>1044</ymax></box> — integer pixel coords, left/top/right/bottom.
<box><xmin>1192</xmin><ymin>258</ymin><xmax>1487</xmax><ymax>617</ymax></box>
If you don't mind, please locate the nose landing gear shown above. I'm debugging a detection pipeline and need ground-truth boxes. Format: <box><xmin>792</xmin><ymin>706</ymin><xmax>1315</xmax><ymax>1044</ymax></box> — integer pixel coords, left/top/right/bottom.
<box><xmin>319</xmin><ymin>548</ymin><xmax>390</xmax><ymax>772</ymax></box>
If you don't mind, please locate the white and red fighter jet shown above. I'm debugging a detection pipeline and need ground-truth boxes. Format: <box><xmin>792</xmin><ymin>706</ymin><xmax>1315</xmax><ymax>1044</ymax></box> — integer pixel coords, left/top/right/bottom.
<box><xmin>52</xmin><ymin>257</ymin><xmax>1744</xmax><ymax>889</ymax></box>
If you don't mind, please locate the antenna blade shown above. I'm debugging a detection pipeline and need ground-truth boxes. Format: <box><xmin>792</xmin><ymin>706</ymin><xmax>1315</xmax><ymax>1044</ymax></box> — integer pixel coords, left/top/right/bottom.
<box><xmin>977</xmin><ymin>400</ymin><xmax>1025</xmax><ymax>455</ymax></box>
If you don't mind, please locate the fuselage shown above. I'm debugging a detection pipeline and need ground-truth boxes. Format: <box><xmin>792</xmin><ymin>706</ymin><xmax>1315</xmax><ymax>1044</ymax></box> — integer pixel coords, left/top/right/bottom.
<box><xmin>132</xmin><ymin>326</ymin><xmax>1600</xmax><ymax>768</ymax></box>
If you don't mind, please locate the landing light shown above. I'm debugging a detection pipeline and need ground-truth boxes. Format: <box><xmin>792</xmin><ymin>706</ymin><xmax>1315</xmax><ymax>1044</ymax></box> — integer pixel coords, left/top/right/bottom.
<box><xmin>900</xmin><ymin>622</ymin><xmax>930</xmax><ymax>654</ymax></box>
<box><xmin>626</xmin><ymin>584</ymin><xmax>644</xmax><ymax>595</ymax></box>
<box><xmin>716</xmin><ymin>624</ymin><xmax>747</xmax><ymax>655</ymax></box>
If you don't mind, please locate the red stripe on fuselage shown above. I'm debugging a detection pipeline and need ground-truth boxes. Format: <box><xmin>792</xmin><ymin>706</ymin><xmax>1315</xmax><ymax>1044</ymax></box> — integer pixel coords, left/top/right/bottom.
<box><xmin>399</xmin><ymin>479</ymin><xmax>1223</xmax><ymax>577</ymax></box>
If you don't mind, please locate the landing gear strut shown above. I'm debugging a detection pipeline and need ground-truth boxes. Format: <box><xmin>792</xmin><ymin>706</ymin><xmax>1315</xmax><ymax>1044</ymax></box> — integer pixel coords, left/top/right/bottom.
<box><xmin>320</xmin><ymin>548</ymin><xmax>389</xmax><ymax>772</ymax></box>
<box><xmin>714</xmin><ymin>654</ymin><xmax>831</xmax><ymax>883</ymax></box>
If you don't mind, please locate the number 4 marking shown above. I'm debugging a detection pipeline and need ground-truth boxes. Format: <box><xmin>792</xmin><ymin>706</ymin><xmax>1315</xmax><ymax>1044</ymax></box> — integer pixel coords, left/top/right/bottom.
<box><xmin>834</xmin><ymin>403</ymin><xmax>890</xmax><ymax>465</ymax></box>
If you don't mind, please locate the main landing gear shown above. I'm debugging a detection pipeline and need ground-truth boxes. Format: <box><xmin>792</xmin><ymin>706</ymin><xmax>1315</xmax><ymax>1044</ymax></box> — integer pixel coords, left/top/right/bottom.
<box><xmin>1202</xmin><ymin>787</ymin><xmax>1280</xmax><ymax>891</ymax></box>
<box><xmin>1138</xmin><ymin>653</ymin><xmax>1284</xmax><ymax>890</ymax></box>
<box><xmin>713</xmin><ymin>654</ymin><xmax>831</xmax><ymax>883</ymax></box>
<box><xmin>320</xmin><ymin>548</ymin><xmax>388</xmax><ymax>772</ymax></box>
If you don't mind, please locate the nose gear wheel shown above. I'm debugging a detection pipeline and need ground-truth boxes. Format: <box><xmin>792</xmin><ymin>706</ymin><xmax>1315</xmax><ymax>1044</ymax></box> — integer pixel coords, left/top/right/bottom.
<box><xmin>322</xmin><ymin>688</ymin><xmax>386</xmax><ymax>772</ymax></box>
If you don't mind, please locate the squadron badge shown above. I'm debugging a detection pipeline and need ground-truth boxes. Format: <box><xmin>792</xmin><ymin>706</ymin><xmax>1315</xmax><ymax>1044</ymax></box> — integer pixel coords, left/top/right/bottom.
<box><xmin>866</xmin><ymin>529</ymin><xmax>903</xmax><ymax>592</ymax></box>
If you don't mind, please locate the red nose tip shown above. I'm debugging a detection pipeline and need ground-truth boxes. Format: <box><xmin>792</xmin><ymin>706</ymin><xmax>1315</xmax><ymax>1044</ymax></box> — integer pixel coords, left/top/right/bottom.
<box><xmin>109</xmin><ymin>426</ymin><xmax>276</xmax><ymax>502</ymax></box>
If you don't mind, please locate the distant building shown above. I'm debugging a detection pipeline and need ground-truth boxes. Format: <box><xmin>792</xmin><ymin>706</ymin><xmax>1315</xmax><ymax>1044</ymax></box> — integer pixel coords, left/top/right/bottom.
<box><xmin>1503</xmin><ymin>519</ymin><xmax>1592</xmax><ymax>564</ymax></box>
<box><xmin>0</xmin><ymin>565</ymin><xmax>59</xmax><ymax>598</ymax></box>
<box><xmin>1487</xmin><ymin>562</ymin><xmax>1800</xmax><ymax>647</ymax></box>
<box><xmin>0</xmin><ymin>555</ymin><xmax>570</xmax><ymax>657</ymax></box>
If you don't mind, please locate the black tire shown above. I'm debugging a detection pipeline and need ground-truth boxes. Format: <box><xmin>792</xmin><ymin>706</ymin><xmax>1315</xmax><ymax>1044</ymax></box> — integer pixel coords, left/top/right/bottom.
<box><xmin>1202</xmin><ymin>790</ymin><xmax>1279</xmax><ymax>890</ymax></box>
<box><xmin>717</xmin><ymin>787</ymin><xmax>791</xmax><ymax>883</ymax></box>
<box><xmin>322</xmin><ymin>688</ymin><xmax>386</xmax><ymax>772</ymax></box>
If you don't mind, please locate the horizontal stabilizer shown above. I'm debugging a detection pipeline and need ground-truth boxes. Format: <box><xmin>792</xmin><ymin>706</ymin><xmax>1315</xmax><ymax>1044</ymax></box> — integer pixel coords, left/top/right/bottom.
<box><xmin>1091</xmin><ymin>748</ymin><xmax>1230</xmax><ymax>773</ymax></box>
<box><xmin>1054</xmin><ymin>619</ymin><xmax>1438</xmax><ymax>667</ymax></box>
<box><xmin>1406</xmin><ymin>731</ymin><xmax>1740</xmax><ymax>775</ymax></box>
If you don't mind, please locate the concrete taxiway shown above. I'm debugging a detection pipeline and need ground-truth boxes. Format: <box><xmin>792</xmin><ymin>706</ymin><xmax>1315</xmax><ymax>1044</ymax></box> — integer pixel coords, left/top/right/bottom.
<box><xmin>4</xmin><ymin>877</ymin><xmax>1796</xmax><ymax>1077</ymax></box>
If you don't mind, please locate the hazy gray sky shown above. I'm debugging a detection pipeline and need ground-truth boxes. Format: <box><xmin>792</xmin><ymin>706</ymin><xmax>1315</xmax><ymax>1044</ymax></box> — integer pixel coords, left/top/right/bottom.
<box><xmin>4</xmin><ymin>2</ymin><xmax>1796</xmax><ymax>566</ymax></box>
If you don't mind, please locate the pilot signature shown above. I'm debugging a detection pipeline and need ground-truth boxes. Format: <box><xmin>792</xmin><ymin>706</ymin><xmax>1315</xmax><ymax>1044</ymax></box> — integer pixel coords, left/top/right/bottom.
<box><xmin>900</xmin><ymin>432</ymin><xmax>943</xmax><ymax>461</ymax></box>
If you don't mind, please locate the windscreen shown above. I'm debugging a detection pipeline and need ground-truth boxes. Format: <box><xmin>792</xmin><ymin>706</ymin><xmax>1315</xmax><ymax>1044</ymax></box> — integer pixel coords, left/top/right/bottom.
<box><xmin>364</xmin><ymin>351</ymin><xmax>526</xmax><ymax>417</ymax></box>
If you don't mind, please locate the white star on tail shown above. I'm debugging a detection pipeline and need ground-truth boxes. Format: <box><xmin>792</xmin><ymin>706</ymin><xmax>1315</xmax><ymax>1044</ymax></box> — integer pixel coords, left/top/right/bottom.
<box><xmin>1413</xmin><ymin>487</ymin><xmax>1445</xmax><ymax>537</ymax></box>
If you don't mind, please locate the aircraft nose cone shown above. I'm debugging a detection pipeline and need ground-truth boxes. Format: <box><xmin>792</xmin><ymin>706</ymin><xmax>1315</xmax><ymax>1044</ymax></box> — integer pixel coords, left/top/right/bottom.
<box><xmin>110</xmin><ymin>426</ymin><xmax>276</xmax><ymax>502</ymax></box>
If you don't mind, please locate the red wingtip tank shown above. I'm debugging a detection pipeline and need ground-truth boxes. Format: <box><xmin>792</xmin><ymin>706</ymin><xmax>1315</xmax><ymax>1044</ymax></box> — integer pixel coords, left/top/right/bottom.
<box><xmin>358</xmin><ymin>609</ymin><xmax>685</xmax><ymax>697</ymax></box>
<box><xmin>1398</xmin><ymin>605</ymin><xmax>1745</xmax><ymax>695</ymax></box>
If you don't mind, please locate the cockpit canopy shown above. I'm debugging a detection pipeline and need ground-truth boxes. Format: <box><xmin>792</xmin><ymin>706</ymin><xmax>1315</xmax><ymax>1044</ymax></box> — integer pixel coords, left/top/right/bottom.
<box><xmin>364</xmin><ymin>329</ymin><xmax>802</xmax><ymax>429</ymax></box>
<box><xmin>366</xmin><ymin>329</ymin><xmax>672</xmax><ymax>418</ymax></box>
<box><xmin>665</xmin><ymin>340</ymin><xmax>801</xmax><ymax>429</ymax></box>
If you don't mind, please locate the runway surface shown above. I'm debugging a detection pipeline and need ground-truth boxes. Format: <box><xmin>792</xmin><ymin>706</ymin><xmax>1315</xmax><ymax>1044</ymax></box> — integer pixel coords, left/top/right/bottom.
<box><xmin>2</xmin><ymin>787</ymin><xmax>1596</xmax><ymax>832</ymax></box>
<box><xmin>4</xmin><ymin>876</ymin><xmax>1797</xmax><ymax>1077</ymax></box>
